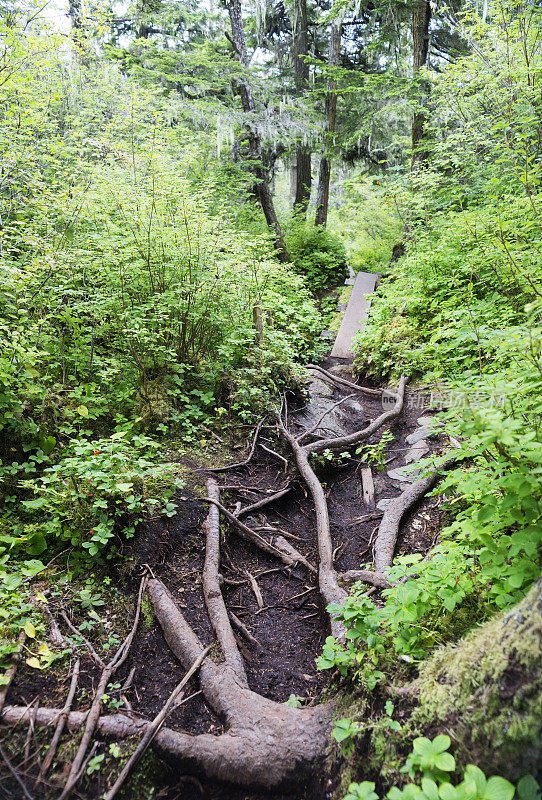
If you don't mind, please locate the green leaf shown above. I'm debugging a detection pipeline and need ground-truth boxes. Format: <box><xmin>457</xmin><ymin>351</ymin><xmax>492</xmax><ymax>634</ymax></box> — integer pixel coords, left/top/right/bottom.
<box><xmin>483</xmin><ymin>776</ymin><xmax>515</xmax><ymax>800</ymax></box>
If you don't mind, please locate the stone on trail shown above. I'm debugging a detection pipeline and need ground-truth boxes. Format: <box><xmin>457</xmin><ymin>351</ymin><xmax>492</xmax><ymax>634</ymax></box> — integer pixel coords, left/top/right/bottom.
<box><xmin>405</xmin><ymin>439</ymin><xmax>430</xmax><ymax>463</ymax></box>
<box><xmin>296</xmin><ymin>397</ymin><xmax>349</xmax><ymax>439</ymax></box>
<box><xmin>387</xmin><ymin>465</ymin><xmax>421</xmax><ymax>483</ymax></box>
<box><xmin>406</xmin><ymin>427</ymin><xmax>438</xmax><ymax>445</ymax></box>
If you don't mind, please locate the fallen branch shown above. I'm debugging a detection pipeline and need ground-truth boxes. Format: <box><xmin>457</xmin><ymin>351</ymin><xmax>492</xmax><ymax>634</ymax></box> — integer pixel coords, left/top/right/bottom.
<box><xmin>229</xmin><ymin>613</ymin><xmax>261</xmax><ymax>648</ymax></box>
<box><xmin>57</xmin><ymin>576</ymin><xmax>147</xmax><ymax>800</ymax></box>
<box><xmin>60</xmin><ymin>610</ymin><xmax>105</xmax><ymax>667</ymax></box>
<box><xmin>103</xmin><ymin>646</ymin><xmax>211</xmax><ymax>800</ymax></box>
<box><xmin>203</xmin><ymin>496</ymin><xmax>315</xmax><ymax>572</ymax></box>
<box><xmin>235</xmin><ymin>485</ymin><xmax>293</xmax><ymax>518</ymax></box>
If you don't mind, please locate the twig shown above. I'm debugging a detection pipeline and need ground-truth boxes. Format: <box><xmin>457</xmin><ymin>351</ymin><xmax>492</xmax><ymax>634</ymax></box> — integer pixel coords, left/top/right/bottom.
<box><xmin>235</xmin><ymin>485</ymin><xmax>293</xmax><ymax>518</ymax></box>
<box><xmin>245</xmin><ymin>572</ymin><xmax>264</xmax><ymax>609</ymax></box>
<box><xmin>257</xmin><ymin>442</ymin><xmax>288</xmax><ymax>469</ymax></box>
<box><xmin>0</xmin><ymin>742</ymin><xmax>34</xmax><ymax>800</ymax></box>
<box><xmin>60</xmin><ymin>611</ymin><xmax>105</xmax><ymax>668</ymax></box>
<box><xmin>103</xmin><ymin>647</ymin><xmax>211</xmax><ymax>800</ymax></box>
<box><xmin>228</xmin><ymin>613</ymin><xmax>261</xmax><ymax>648</ymax></box>
<box><xmin>35</xmin><ymin>659</ymin><xmax>80</xmax><ymax>784</ymax></box>
<box><xmin>205</xmin><ymin>416</ymin><xmax>266</xmax><ymax>472</ymax></box>
<box><xmin>57</xmin><ymin>576</ymin><xmax>147</xmax><ymax>800</ymax></box>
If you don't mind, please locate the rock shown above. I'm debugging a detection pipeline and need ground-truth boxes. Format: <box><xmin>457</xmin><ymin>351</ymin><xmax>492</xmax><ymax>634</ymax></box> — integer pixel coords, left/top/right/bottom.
<box><xmin>306</xmin><ymin>376</ymin><xmax>333</xmax><ymax>398</ymax></box>
<box><xmin>337</xmin><ymin>303</ymin><xmax>347</xmax><ymax>312</ymax></box>
<box><xmin>405</xmin><ymin>439</ymin><xmax>430</xmax><ymax>464</ymax></box>
<box><xmin>296</xmin><ymin>397</ymin><xmax>349</xmax><ymax>439</ymax></box>
<box><xmin>406</xmin><ymin>427</ymin><xmax>438</xmax><ymax>445</ymax></box>
<box><xmin>342</xmin><ymin>399</ymin><xmax>364</xmax><ymax>415</ymax></box>
<box><xmin>449</xmin><ymin>435</ymin><xmax>461</xmax><ymax>448</ymax></box>
<box><xmin>319</xmin><ymin>330</ymin><xmax>335</xmax><ymax>341</ymax></box>
<box><xmin>345</xmin><ymin>278</ymin><xmax>355</xmax><ymax>285</ymax></box>
<box><xmin>417</xmin><ymin>416</ymin><xmax>437</xmax><ymax>427</ymax></box>
<box><xmin>377</xmin><ymin>499</ymin><xmax>391</xmax><ymax>510</ymax></box>
<box><xmin>387</xmin><ymin>466</ymin><xmax>421</xmax><ymax>483</ymax></box>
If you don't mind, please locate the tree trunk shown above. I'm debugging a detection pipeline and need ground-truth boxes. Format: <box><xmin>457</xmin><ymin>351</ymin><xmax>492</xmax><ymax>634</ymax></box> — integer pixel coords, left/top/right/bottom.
<box><xmin>411</xmin><ymin>0</ymin><xmax>431</xmax><ymax>166</ymax></box>
<box><xmin>226</xmin><ymin>0</ymin><xmax>290</xmax><ymax>262</ymax></box>
<box><xmin>291</xmin><ymin>0</ymin><xmax>312</xmax><ymax>215</ymax></box>
<box><xmin>315</xmin><ymin>11</ymin><xmax>341</xmax><ymax>228</ymax></box>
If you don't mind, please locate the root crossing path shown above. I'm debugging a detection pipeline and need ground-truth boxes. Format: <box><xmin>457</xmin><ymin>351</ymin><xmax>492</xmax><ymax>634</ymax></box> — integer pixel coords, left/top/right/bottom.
<box><xmin>1</xmin><ymin>359</ymin><xmax>458</xmax><ymax>800</ymax></box>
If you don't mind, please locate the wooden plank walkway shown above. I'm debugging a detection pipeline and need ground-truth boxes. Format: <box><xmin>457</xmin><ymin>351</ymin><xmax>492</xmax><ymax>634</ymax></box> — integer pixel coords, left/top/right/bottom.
<box><xmin>331</xmin><ymin>271</ymin><xmax>379</xmax><ymax>358</ymax></box>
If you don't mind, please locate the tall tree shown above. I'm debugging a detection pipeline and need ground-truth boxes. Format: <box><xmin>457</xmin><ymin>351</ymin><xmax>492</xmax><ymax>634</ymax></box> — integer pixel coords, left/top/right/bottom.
<box><xmin>411</xmin><ymin>0</ymin><xmax>431</xmax><ymax>165</ymax></box>
<box><xmin>291</xmin><ymin>0</ymin><xmax>311</xmax><ymax>215</ymax></box>
<box><xmin>226</xmin><ymin>0</ymin><xmax>290</xmax><ymax>261</ymax></box>
<box><xmin>314</xmin><ymin>4</ymin><xmax>341</xmax><ymax>228</ymax></box>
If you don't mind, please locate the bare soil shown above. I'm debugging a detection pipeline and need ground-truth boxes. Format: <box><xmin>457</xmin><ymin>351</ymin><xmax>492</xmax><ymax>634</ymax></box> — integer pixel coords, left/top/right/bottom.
<box><xmin>2</xmin><ymin>361</ymin><xmax>448</xmax><ymax>800</ymax></box>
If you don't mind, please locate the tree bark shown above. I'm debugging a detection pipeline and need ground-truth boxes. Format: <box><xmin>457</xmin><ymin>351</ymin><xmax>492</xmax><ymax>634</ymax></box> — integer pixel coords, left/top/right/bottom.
<box><xmin>411</xmin><ymin>0</ymin><xmax>431</xmax><ymax>166</ymax></box>
<box><xmin>315</xmin><ymin>9</ymin><xmax>341</xmax><ymax>228</ymax></box>
<box><xmin>291</xmin><ymin>0</ymin><xmax>312</xmax><ymax>214</ymax></box>
<box><xmin>226</xmin><ymin>0</ymin><xmax>290</xmax><ymax>262</ymax></box>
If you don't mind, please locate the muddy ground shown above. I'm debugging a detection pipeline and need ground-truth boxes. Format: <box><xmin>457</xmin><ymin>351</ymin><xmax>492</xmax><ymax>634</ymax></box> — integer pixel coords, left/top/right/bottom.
<box><xmin>2</xmin><ymin>362</ymin><xmax>449</xmax><ymax>800</ymax></box>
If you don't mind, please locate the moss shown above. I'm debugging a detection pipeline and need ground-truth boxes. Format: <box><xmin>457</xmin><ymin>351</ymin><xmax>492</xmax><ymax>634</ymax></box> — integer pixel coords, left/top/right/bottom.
<box><xmin>411</xmin><ymin>577</ymin><xmax>542</xmax><ymax>781</ymax></box>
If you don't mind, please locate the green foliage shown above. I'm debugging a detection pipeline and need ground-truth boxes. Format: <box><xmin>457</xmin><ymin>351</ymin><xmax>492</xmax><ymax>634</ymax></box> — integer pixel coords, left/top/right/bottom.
<box><xmin>284</xmin><ymin>216</ymin><xmax>349</xmax><ymax>292</ymax></box>
<box><xmin>343</xmin><ymin>737</ymin><xmax>537</xmax><ymax>800</ymax></box>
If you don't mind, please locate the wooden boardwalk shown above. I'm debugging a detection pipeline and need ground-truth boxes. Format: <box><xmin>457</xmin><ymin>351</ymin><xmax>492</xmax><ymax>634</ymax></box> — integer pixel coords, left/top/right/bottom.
<box><xmin>331</xmin><ymin>271</ymin><xmax>379</xmax><ymax>358</ymax></box>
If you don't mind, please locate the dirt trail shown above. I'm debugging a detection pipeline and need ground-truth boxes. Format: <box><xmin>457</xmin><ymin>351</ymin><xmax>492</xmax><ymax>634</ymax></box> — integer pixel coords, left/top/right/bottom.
<box><xmin>1</xmin><ymin>358</ymin><xmax>449</xmax><ymax>800</ymax></box>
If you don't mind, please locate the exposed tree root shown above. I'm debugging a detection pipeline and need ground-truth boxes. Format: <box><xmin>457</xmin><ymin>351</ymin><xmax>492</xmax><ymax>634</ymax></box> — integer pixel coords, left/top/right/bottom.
<box><xmin>305</xmin><ymin>364</ymin><xmax>382</xmax><ymax>397</ymax></box>
<box><xmin>304</xmin><ymin>374</ymin><xmax>406</xmax><ymax>455</ymax></box>
<box><xmin>339</xmin><ymin>458</ymin><xmax>458</xmax><ymax>589</ymax></box>
<box><xmin>203</xmin><ymin>495</ymin><xmax>316</xmax><ymax>572</ymax></box>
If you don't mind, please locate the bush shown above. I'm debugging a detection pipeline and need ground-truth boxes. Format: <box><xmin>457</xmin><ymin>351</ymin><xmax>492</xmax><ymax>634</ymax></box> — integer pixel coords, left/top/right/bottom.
<box><xmin>284</xmin><ymin>216</ymin><xmax>349</xmax><ymax>292</ymax></box>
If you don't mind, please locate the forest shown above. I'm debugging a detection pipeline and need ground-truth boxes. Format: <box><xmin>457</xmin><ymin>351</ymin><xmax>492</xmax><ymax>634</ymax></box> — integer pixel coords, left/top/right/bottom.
<box><xmin>0</xmin><ymin>0</ymin><xmax>541</xmax><ymax>797</ymax></box>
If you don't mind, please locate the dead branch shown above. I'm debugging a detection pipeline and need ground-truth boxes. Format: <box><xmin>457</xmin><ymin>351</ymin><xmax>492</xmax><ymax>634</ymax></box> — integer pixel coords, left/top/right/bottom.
<box><xmin>103</xmin><ymin>646</ymin><xmax>211</xmax><ymax>800</ymax></box>
<box><xmin>235</xmin><ymin>485</ymin><xmax>293</xmax><ymax>518</ymax></box>
<box><xmin>305</xmin><ymin>364</ymin><xmax>382</xmax><ymax>396</ymax></box>
<box><xmin>245</xmin><ymin>572</ymin><xmax>264</xmax><ymax>609</ymax></box>
<box><xmin>257</xmin><ymin>442</ymin><xmax>289</xmax><ymax>468</ymax></box>
<box><xmin>229</xmin><ymin>613</ymin><xmax>261</xmax><ymax>648</ymax></box>
<box><xmin>202</xmin><ymin>496</ymin><xmax>315</xmax><ymax>572</ymax></box>
<box><xmin>57</xmin><ymin>576</ymin><xmax>147</xmax><ymax>800</ymax></box>
<box><xmin>35</xmin><ymin>658</ymin><xmax>80</xmax><ymax>784</ymax></box>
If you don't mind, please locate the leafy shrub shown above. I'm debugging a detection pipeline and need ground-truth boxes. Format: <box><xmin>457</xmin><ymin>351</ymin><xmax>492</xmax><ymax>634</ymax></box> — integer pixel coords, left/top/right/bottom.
<box><xmin>17</xmin><ymin>433</ymin><xmax>182</xmax><ymax>558</ymax></box>
<box><xmin>284</xmin><ymin>216</ymin><xmax>349</xmax><ymax>292</ymax></box>
<box><xmin>343</xmin><ymin>736</ymin><xmax>539</xmax><ymax>800</ymax></box>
